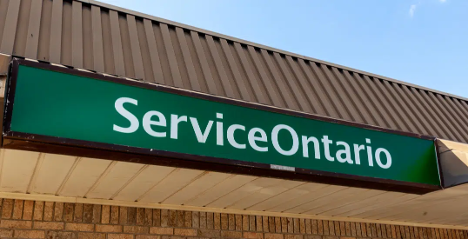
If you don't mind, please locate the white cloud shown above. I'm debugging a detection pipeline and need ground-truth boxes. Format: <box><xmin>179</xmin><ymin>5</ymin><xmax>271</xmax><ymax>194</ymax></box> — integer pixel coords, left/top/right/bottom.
<box><xmin>440</xmin><ymin>0</ymin><xmax>446</xmax><ymax>2</ymax></box>
<box><xmin>409</xmin><ymin>4</ymin><xmax>417</xmax><ymax>17</ymax></box>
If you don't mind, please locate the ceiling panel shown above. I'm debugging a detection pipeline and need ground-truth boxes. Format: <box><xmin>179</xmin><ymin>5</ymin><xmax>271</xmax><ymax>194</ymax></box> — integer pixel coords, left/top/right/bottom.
<box><xmin>163</xmin><ymin>171</ymin><xmax>231</xmax><ymax>205</ymax></box>
<box><xmin>247</xmin><ymin>182</ymin><xmax>327</xmax><ymax>211</ymax></box>
<box><xmin>30</xmin><ymin>154</ymin><xmax>77</xmax><ymax>194</ymax></box>
<box><xmin>184</xmin><ymin>174</ymin><xmax>257</xmax><ymax>207</ymax></box>
<box><xmin>206</xmin><ymin>178</ymin><xmax>284</xmax><ymax>208</ymax></box>
<box><xmin>273</xmin><ymin>185</ymin><xmax>346</xmax><ymax>213</ymax></box>
<box><xmin>59</xmin><ymin>157</ymin><xmax>112</xmax><ymax>197</ymax></box>
<box><xmin>0</xmin><ymin>150</ymin><xmax>40</xmax><ymax>193</ymax></box>
<box><xmin>138</xmin><ymin>168</ymin><xmax>205</xmax><ymax>203</ymax></box>
<box><xmin>86</xmin><ymin>161</ymin><xmax>145</xmax><ymax>199</ymax></box>
<box><xmin>304</xmin><ymin>188</ymin><xmax>383</xmax><ymax>215</ymax></box>
<box><xmin>113</xmin><ymin>165</ymin><xmax>175</xmax><ymax>201</ymax></box>
<box><xmin>228</xmin><ymin>180</ymin><xmax>303</xmax><ymax>210</ymax></box>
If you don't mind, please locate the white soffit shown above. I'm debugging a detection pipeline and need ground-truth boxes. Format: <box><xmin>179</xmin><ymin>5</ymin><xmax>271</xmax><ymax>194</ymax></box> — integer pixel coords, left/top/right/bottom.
<box><xmin>1</xmin><ymin>148</ymin><xmax>468</xmax><ymax>230</ymax></box>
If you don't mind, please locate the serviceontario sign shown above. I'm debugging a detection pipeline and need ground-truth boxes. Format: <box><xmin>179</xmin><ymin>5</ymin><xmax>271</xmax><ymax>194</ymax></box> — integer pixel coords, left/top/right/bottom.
<box><xmin>4</xmin><ymin>60</ymin><xmax>441</xmax><ymax>191</ymax></box>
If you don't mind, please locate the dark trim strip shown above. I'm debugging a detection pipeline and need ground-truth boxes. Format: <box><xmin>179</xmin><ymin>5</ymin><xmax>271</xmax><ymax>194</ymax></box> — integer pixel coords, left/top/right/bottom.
<box><xmin>434</xmin><ymin>139</ymin><xmax>445</xmax><ymax>189</ymax></box>
<box><xmin>2</xmin><ymin>58</ymin><xmax>441</xmax><ymax>195</ymax></box>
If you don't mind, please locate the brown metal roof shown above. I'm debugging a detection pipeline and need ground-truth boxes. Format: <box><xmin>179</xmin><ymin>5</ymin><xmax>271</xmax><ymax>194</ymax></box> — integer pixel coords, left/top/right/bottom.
<box><xmin>1</xmin><ymin>0</ymin><xmax>468</xmax><ymax>143</ymax></box>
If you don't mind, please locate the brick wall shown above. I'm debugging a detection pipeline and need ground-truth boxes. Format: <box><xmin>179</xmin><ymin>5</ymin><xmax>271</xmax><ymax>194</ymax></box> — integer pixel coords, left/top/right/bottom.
<box><xmin>0</xmin><ymin>199</ymin><xmax>464</xmax><ymax>239</ymax></box>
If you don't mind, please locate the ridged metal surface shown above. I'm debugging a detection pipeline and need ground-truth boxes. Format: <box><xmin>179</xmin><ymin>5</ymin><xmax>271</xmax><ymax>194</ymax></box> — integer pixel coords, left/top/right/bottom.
<box><xmin>1</xmin><ymin>0</ymin><xmax>468</xmax><ymax>143</ymax></box>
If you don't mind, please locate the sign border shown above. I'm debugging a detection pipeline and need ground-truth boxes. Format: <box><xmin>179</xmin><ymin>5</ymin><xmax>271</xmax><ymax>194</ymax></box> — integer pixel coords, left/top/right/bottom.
<box><xmin>2</xmin><ymin>58</ymin><xmax>441</xmax><ymax>194</ymax></box>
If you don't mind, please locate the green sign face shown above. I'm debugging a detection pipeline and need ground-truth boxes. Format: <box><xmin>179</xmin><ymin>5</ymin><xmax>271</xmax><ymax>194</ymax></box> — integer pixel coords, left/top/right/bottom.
<box><xmin>6</xmin><ymin>63</ymin><xmax>440</xmax><ymax>187</ymax></box>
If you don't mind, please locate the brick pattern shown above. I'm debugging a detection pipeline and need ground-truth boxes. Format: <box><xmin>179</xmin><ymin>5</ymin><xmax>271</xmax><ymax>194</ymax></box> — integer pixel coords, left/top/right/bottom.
<box><xmin>0</xmin><ymin>199</ymin><xmax>462</xmax><ymax>239</ymax></box>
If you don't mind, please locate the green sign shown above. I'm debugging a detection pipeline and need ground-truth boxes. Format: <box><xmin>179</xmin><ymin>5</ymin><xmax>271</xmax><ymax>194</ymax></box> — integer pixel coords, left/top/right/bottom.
<box><xmin>6</xmin><ymin>63</ymin><xmax>440</xmax><ymax>187</ymax></box>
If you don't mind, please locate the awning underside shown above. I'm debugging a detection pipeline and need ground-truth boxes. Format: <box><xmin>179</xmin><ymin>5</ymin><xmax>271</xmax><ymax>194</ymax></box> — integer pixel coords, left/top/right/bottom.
<box><xmin>1</xmin><ymin>148</ymin><xmax>468</xmax><ymax>229</ymax></box>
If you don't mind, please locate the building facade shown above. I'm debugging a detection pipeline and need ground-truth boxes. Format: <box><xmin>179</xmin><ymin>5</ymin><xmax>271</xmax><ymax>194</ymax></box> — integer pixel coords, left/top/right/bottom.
<box><xmin>0</xmin><ymin>0</ymin><xmax>468</xmax><ymax>238</ymax></box>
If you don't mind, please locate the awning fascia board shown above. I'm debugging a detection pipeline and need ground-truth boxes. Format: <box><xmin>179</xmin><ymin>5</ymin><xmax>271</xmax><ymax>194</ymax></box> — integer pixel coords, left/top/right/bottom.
<box><xmin>437</xmin><ymin>139</ymin><xmax>468</xmax><ymax>188</ymax></box>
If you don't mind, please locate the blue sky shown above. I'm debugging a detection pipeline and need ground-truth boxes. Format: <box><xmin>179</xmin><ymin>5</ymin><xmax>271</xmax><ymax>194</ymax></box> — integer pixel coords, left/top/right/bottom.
<box><xmin>100</xmin><ymin>0</ymin><xmax>468</xmax><ymax>98</ymax></box>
